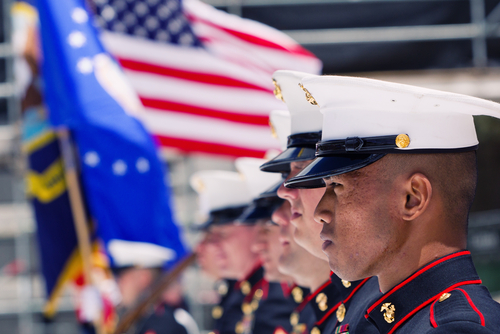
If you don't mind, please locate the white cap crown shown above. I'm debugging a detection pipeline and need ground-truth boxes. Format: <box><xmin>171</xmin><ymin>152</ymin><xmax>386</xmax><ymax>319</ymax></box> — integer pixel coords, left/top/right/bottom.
<box><xmin>235</xmin><ymin>157</ymin><xmax>282</xmax><ymax>199</ymax></box>
<box><xmin>299</xmin><ymin>75</ymin><xmax>500</xmax><ymax>150</ymax></box>
<box><xmin>190</xmin><ymin>170</ymin><xmax>252</xmax><ymax>215</ymax></box>
<box><xmin>269</xmin><ymin>109</ymin><xmax>291</xmax><ymax>150</ymax></box>
<box><xmin>273</xmin><ymin>70</ymin><xmax>322</xmax><ymax>135</ymax></box>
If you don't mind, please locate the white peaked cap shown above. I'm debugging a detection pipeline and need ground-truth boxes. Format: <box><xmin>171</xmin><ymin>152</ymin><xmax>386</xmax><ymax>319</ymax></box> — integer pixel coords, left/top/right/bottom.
<box><xmin>108</xmin><ymin>239</ymin><xmax>176</xmax><ymax>268</ymax></box>
<box><xmin>190</xmin><ymin>170</ymin><xmax>252</xmax><ymax>215</ymax></box>
<box><xmin>300</xmin><ymin>75</ymin><xmax>500</xmax><ymax>150</ymax></box>
<box><xmin>235</xmin><ymin>157</ymin><xmax>283</xmax><ymax>199</ymax></box>
<box><xmin>269</xmin><ymin>109</ymin><xmax>291</xmax><ymax>150</ymax></box>
<box><xmin>273</xmin><ymin>70</ymin><xmax>322</xmax><ymax>135</ymax></box>
<box><xmin>285</xmin><ymin>75</ymin><xmax>500</xmax><ymax>189</ymax></box>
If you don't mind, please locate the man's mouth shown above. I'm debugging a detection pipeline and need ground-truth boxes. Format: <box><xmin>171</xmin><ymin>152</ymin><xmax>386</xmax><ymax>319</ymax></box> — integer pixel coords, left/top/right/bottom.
<box><xmin>320</xmin><ymin>233</ymin><xmax>333</xmax><ymax>251</ymax></box>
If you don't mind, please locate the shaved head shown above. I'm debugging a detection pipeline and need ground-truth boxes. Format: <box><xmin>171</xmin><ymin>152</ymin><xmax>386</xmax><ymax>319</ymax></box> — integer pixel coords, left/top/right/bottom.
<box><xmin>380</xmin><ymin>151</ymin><xmax>477</xmax><ymax>229</ymax></box>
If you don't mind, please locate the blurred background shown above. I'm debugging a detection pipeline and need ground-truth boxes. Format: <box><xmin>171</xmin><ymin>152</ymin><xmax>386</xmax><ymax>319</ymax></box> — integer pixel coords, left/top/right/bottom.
<box><xmin>1</xmin><ymin>0</ymin><xmax>500</xmax><ymax>333</ymax></box>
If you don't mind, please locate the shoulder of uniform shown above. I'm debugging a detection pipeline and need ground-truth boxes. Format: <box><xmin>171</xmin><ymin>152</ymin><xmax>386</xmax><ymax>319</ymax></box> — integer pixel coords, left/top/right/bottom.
<box><xmin>430</xmin><ymin>286</ymin><xmax>500</xmax><ymax>330</ymax></box>
<box><xmin>427</xmin><ymin>321</ymin><xmax>498</xmax><ymax>334</ymax></box>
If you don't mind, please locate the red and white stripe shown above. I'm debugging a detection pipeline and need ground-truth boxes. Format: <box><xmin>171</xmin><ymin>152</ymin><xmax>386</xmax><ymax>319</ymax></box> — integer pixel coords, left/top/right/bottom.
<box><xmin>100</xmin><ymin>0</ymin><xmax>322</xmax><ymax>158</ymax></box>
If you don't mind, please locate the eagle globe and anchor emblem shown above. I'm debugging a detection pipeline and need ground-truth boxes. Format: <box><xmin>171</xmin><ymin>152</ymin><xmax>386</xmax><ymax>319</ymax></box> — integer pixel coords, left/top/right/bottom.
<box><xmin>380</xmin><ymin>302</ymin><xmax>396</xmax><ymax>323</ymax></box>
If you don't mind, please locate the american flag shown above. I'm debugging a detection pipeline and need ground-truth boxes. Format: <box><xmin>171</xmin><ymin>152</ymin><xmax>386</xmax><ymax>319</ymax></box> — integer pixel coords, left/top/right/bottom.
<box><xmin>91</xmin><ymin>0</ymin><xmax>322</xmax><ymax>158</ymax></box>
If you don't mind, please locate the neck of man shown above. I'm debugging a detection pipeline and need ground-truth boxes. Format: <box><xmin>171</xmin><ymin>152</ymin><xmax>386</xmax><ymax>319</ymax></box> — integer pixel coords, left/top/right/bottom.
<box><xmin>377</xmin><ymin>220</ymin><xmax>466</xmax><ymax>293</ymax></box>
<box><xmin>294</xmin><ymin>262</ymin><xmax>331</xmax><ymax>291</ymax></box>
<box><xmin>235</xmin><ymin>258</ymin><xmax>262</xmax><ymax>281</ymax></box>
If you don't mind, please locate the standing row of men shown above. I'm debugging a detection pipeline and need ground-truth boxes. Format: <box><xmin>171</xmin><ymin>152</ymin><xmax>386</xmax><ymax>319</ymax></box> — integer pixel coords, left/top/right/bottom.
<box><xmin>192</xmin><ymin>70</ymin><xmax>500</xmax><ymax>334</ymax></box>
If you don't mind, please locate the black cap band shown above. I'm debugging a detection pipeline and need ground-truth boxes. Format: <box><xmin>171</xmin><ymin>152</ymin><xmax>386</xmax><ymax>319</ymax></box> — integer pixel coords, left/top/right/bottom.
<box><xmin>287</xmin><ymin>131</ymin><xmax>322</xmax><ymax>149</ymax></box>
<box><xmin>316</xmin><ymin>135</ymin><xmax>399</xmax><ymax>156</ymax></box>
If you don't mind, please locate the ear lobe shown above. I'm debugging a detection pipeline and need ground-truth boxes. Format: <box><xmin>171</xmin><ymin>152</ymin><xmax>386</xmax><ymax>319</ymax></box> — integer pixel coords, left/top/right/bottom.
<box><xmin>403</xmin><ymin>173</ymin><xmax>432</xmax><ymax>221</ymax></box>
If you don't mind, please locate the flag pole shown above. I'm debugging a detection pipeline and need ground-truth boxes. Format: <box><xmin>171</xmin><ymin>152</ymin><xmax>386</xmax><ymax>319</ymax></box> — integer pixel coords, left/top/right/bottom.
<box><xmin>57</xmin><ymin>128</ymin><xmax>106</xmax><ymax>334</ymax></box>
<box><xmin>113</xmin><ymin>253</ymin><xmax>197</xmax><ymax>334</ymax></box>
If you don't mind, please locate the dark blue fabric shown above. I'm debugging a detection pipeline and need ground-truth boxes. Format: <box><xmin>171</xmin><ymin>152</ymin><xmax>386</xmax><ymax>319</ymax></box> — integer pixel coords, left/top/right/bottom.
<box><xmin>253</xmin><ymin>283</ymin><xmax>305</xmax><ymax>334</ymax></box>
<box><xmin>366</xmin><ymin>251</ymin><xmax>500</xmax><ymax>333</ymax></box>
<box><xmin>24</xmin><ymin>126</ymin><xmax>79</xmax><ymax>306</ymax></box>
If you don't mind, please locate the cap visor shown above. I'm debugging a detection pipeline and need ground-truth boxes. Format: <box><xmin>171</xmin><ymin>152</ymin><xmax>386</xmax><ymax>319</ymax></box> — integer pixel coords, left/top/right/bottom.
<box><xmin>237</xmin><ymin>197</ymin><xmax>284</xmax><ymax>223</ymax></box>
<box><xmin>285</xmin><ymin>154</ymin><xmax>386</xmax><ymax>189</ymax></box>
<box><xmin>258</xmin><ymin>180</ymin><xmax>283</xmax><ymax>199</ymax></box>
<box><xmin>260</xmin><ymin>147</ymin><xmax>316</xmax><ymax>173</ymax></box>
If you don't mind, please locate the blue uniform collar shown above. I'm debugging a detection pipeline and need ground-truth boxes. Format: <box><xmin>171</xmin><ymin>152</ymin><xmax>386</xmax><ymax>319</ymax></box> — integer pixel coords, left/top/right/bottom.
<box><xmin>366</xmin><ymin>250</ymin><xmax>481</xmax><ymax>334</ymax></box>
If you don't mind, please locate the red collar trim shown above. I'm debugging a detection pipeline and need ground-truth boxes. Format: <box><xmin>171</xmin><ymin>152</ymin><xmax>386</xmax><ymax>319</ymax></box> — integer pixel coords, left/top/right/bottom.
<box><xmin>281</xmin><ymin>282</ymin><xmax>297</xmax><ymax>298</ymax></box>
<box><xmin>366</xmin><ymin>250</ymin><xmax>470</xmax><ymax>315</ymax></box>
<box><xmin>235</xmin><ymin>260</ymin><xmax>263</xmax><ymax>290</ymax></box>
<box><xmin>344</xmin><ymin>277</ymin><xmax>370</xmax><ymax>304</ymax></box>
<box><xmin>294</xmin><ymin>280</ymin><xmax>331</xmax><ymax>313</ymax></box>
<box><xmin>382</xmin><ymin>279</ymin><xmax>481</xmax><ymax>334</ymax></box>
<box><xmin>316</xmin><ymin>277</ymin><xmax>371</xmax><ymax>327</ymax></box>
<box><xmin>316</xmin><ymin>301</ymin><xmax>342</xmax><ymax>326</ymax></box>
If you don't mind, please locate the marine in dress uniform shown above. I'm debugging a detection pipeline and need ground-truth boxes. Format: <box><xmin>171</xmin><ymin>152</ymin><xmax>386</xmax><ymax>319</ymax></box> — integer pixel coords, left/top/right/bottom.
<box><xmin>285</xmin><ymin>75</ymin><xmax>500</xmax><ymax>333</ymax></box>
<box><xmin>190</xmin><ymin>170</ymin><xmax>261</xmax><ymax>334</ymax></box>
<box><xmin>261</xmin><ymin>71</ymin><xmax>381</xmax><ymax>334</ymax></box>
<box><xmin>235</xmin><ymin>157</ymin><xmax>308</xmax><ymax>334</ymax></box>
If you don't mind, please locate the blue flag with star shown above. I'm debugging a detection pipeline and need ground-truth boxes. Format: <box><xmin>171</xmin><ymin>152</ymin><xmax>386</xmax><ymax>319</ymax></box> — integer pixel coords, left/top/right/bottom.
<box><xmin>36</xmin><ymin>0</ymin><xmax>187</xmax><ymax>270</ymax></box>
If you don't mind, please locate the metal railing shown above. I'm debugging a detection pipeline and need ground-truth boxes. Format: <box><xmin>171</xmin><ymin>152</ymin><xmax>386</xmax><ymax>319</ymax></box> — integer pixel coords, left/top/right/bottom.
<box><xmin>202</xmin><ymin>0</ymin><xmax>500</xmax><ymax>68</ymax></box>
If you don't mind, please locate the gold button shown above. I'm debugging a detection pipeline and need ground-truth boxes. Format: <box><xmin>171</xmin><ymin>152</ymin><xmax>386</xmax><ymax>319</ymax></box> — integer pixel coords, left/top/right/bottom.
<box><xmin>295</xmin><ymin>324</ymin><xmax>306</xmax><ymax>333</ymax></box>
<box><xmin>336</xmin><ymin>303</ymin><xmax>346</xmax><ymax>322</ymax></box>
<box><xmin>316</xmin><ymin>292</ymin><xmax>328</xmax><ymax>312</ymax></box>
<box><xmin>254</xmin><ymin>288</ymin><xmax>264</xmax><ymax>300</ymax></box>
<box><xmin>273</xmin><ymin>79</ymin><xmax>285</xmax><ymax>102</ymax></box>
<box><xmin>341</xmin><ymin>280</ymin><xmax>351</xmax><ymax>288</ymax></box>
<box><xmin>235</xmin><ymin>321</ymin><xmax>244</xmax><ymax>334</ymax></box>
<box><xmin>438</xmin><ymin>292</ymin><xmax>451</xmax><ymax>302</ymax></box>
<box><xmin>212</xmin><ymin>306</ymin><xmax>223</xmax><ymax>319</ymax></box>
<box><xmin>395</xmin><ymin>134</ymin><xmax>410</xmax><ymax>148</ymax></box>
<box><xmin>217</xmin><ymin>281</ymin><xmax>228</xmax><ymax>296</ymax></box>
<box><xmin>274</xmin><ymin>329</ymin><xmax>286</xmax><ymax>334</ymax></box>
<box><xmin>381</xmin><ymin>302</ymin><xmax>396</xmax><ymax>324</ymax></box>
<box><xmin>292</xmin><ymin>286</ymin><xmax>304</xmax><ymax>303</ymax></box>
<box><xmin>311</xmin><ymin>326</ymin><xmax>321</xmax><ymax>334</ymax></box>
<box><xmin>242</xmin><ymin>302</ymin><xmax>252</xmax><ymax>315</ymax></box>
<box><xmin>250</xmin><ymin>299</ymin><xmax>259</xmax><ymax>311</ymax></box>
<box><xmin>299</xmin><ymin>84</ymin><xmax>318</xmax><ymax>106</ymax></box>
<box><xmin>290</xmin><ymin>312</ymin><xmax>299</xmax><ymax>326</ymax></box>
<box><xmin>241</xmin><ymin>281</ymin><xmax>251</xmax><ymax>295</ymax></box>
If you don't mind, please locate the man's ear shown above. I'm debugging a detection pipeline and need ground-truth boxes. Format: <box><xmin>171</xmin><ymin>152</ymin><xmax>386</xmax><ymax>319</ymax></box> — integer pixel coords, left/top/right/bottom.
<box><xmin>402</xmin><ymin>173</ymin><xmax>432</xmax><ymax>221</ymax></box>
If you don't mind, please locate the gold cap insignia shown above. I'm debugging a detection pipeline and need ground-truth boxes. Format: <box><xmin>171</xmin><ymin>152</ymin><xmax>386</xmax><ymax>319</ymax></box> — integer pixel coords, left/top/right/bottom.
<box><xmin>316</xmin><ymin>292</ymin><xmax>328</xmax><ymax>312</ymax></box>
<box><xmin>292</xmin><ymin>286</ymin><xmax>304</xmax><ymax>303</ymax></box>
<box><xmin>381</xmin><ymin>302</ymin><xmax>396</xmax><ymax>323</ymax></box>
<box><xmin>212</xmin><ymin>306</ymin><xmax>223</xmax><ymax>319</ymax></box>
<box><xmin>274</xmin><ymin>329</ymin><xmax>287</xmax><ymax>334</ymax></box>
<box><xmin>273</xmin><ymin>79</ymin><xmax>285</xmax><ymax>102</ymax></box>
<box><xmin>235</xmin><ymin>321</ymin><xmax>244</xmax><ymax>334</ymax></box>
<box><xmin>299</xmin><ymin>83</ymin><xmax>318</xmax><ymax>106</ymax></box>
<box><xmin>242</xmin><ymin>302</ymin><xmax>252</xmax><ymax>315</ymax></box>
<box><xmin>341</xmin><ymin>280</ymin><xmax>351</xmax><ymax>288</ymax></box>
<box><xmin>311</xmin><ymin>326</ymin><xmax>321</xmax><ymax>334</ymax></box>
<box><xmin>241</xmin><ymin>281</ymin><xmax>251</xmax><ymax>295</ymax></box>
<box><xmin>290</xmin><ymin>312</ymin><xmax>299</xmax><ymax>326</ymax></box>
<box><xmin>438</xmin><ymin>292</ymin><xmax>451</xmax><ymax>302</ymax></box>
<box><xmin>269</xmin><ymin>119</ymin><xmax>278</xmax><ymax>139</ymax></box>
<box><xmin>193</xmin><ymin>178</ymin><xmax>205</xmax><ymax>193</ymax></box>
<box><xmin>336</xmin><ymin>303</ymin><xmax>346</xmax><ymax>322</ymax></box>
<box><xmin>395</xmin><ymin>134</ymin><xmax>410</xmax><ymax>148</ymax></box>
